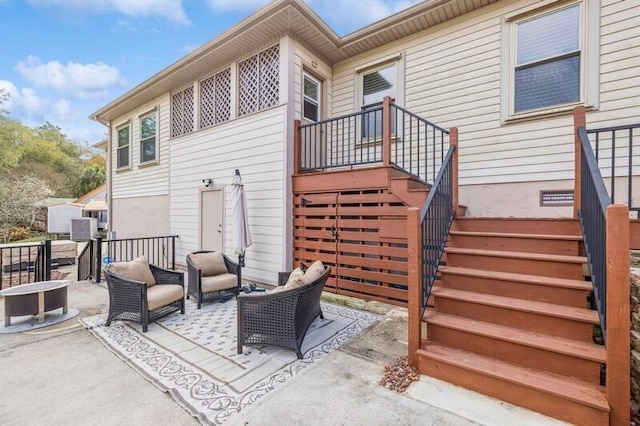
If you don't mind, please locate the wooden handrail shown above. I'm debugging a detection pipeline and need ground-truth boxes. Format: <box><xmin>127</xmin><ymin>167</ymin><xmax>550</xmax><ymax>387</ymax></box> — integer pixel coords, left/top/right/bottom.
<box><xmin>407</xmin><ymin>207</ymin><xmax>421</xmax><ymax>369</ymax></box>
<box><xmin>382</xmin><ymin>96</ymin><xmax>392</xmax><ymax>167</ymax></box>
<box><xmin>450</xmin><ymin>127</ymin><xmax>459</xmax><ymax>216</ymax></box>
<box><xmin>606</xmin><ymin>204</ymin><xmax>630</xmax><ymax>426</ymax></box>
<box><xmin>573</xmin><ymin>106</ymin><xmax>585</xmax><ymax>219</ymax></box>
<box><xmin>293</xmin><ymin>119</ymin><xmax>301</xmax><ymax>176</ymax></box>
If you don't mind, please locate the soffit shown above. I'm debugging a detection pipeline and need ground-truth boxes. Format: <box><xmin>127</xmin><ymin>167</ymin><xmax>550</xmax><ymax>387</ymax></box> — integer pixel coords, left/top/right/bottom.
<box><xmin>92</xmin><ymin>0</ymin><xmax>497</xmax><ymax>123</ymax></box>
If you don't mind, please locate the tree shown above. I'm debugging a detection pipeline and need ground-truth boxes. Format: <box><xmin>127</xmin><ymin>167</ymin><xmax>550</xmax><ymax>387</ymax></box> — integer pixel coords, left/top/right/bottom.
<box><xmin>76</xmin><ymin>163</ymin><xmax>106</xmax><ymax>196</ymax></box>
<box><xmin>0</xmin><ymin>174</ymin><xmax>53</xmax><ymax>243</ymax></box>
<box><xmin>0</xmin><ymin>88</ymin><xmax>8</xmax><ymax>117</ymax></box>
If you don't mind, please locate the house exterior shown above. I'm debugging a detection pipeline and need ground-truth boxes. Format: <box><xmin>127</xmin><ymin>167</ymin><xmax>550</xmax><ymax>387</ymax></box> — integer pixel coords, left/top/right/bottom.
<box><xmin>47</xmin><ymin>185</ymin><xmax>107</xmax><ymax>235</ymax></box>
<box><xmin>91</xmin><ymin>0</ymin><xmax>639</xmax><ymax>284</ymax></box>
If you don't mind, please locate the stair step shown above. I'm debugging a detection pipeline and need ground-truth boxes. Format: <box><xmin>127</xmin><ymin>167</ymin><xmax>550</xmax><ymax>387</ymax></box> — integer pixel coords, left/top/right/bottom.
<box><xmin>448</xmin><ymin>230</ymin><xmax>582</xmax><ymax>255</ymax></box>
<box><xmin>449</xmin><ymin>230</ymin><xmax>582</xmax><ymax>241</ymax></box>
<box><xmin>417</xmin><ymin>342</ymin><xmax>609</xmax><ymax>425</ymax></box>
<box><xmin>439</xmin><ymin>266</ymin><xmax>591</xmax><ymax>290</ymax></box>
<box><xmin>424</xmin><ymin>311</ymin><xmax>604</xmax><ymax>382</ymax></box>
<box><xmin>431</xmin><ymin>287</ymin><xmax>598</xmax><ymax>324</ymax></box>
<box><xmin>444</xmin><ymin>247</ymin><xmax>587</xmax><ymax>279</ymax></box>
<box><xmin>431</xmin><ymin>287</ymin><xmax>598</xmax><ymax>341</ymax></box>
<box><xmin>424</xmin><ymin>311</ymin><xmax>605</xmax><ymax>363</ymax></box>
<box><xmin>451</xmin><ymin>217</ymin><xmax>581</xmax><ymax>235</ymax></box>
<box><xmin>438</xmin><ymin>266</ymin><xmax>591</xmax><ymax>307</ymax></box>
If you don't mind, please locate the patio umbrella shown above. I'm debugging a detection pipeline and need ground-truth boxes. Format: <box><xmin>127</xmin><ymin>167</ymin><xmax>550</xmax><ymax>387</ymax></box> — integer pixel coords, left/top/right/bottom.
<box><xmin>231</xmin><ymin>169</ymin><xmax>252</xmax><ymax>270</ymax></box>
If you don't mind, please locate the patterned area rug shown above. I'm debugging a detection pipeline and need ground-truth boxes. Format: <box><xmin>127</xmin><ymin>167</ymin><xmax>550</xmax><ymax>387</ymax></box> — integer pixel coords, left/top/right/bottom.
<box><xmin>80</xmin><ymin>300</ymin><xmax>379</xmax><ymax>425</ymax></box>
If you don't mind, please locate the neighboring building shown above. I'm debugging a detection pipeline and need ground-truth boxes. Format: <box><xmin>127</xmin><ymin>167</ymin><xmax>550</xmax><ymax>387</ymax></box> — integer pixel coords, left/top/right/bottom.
<box><xmin>91</xmin><ymin>0</ymin><xmax>639</xmax><ymax>284</ymax></box>
<box><xmin>47</xmin><ymin>184</ymin><xmax>107</xmax><ymax>235</ymax></box>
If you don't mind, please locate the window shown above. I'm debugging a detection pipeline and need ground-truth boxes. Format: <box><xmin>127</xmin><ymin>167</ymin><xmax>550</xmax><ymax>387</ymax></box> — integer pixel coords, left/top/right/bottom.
<box><xmin>171</xmin><ymin>85</ymin><xmax>194</xmax><ymax>138</ymax></box>
<box><xmin>238</xmin><ymin>45</ymin><xmax>280</xmax><ymax>117</ymax></box>
<box><xmin>140</xmin><ymin>112</ymin><xmax>157</xmax><ymax>163</ymax></box>
<box><xmin>361</xmin><ymin>63</ymin><xmax>396</xmax><ymax>139</ymax></box>
<box><xmin>303</xmin><ymin>73</ymin><xmax>321</xmax><ymax>122</ymax></box>
<box><xmin>116</xmin><ymin>125</ymin><xmax>130</xmax><ymax>169</ymax></box>
<box><xmin>513</xmin><ymin>4</ymin><xmax>581</xmax><ymax>114</ymax></box>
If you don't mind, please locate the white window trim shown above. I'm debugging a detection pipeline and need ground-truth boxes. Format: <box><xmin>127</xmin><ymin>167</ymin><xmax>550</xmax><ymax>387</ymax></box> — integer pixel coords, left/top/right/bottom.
<box><xmin>139</xmin><ymin>110</ymin><xmax>159</xmax><ymax>166</ymax></box>
<box><xmin>302</xmin><ymin>72</ymin><xmax>321</xmax><ymax>122</ymax></box>
<box><xmin>500</xmin><ymin>0</ymin><xmax>599</xmax><ymax>124</ymax></box>
<box><xmin>115</xmin><ymin>122</ymin><xmax>131</xmax><ymax>171</ymax></box>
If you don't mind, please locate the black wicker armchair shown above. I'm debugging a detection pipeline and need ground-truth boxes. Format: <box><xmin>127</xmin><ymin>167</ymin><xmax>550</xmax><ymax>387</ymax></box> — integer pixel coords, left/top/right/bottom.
<box><xmin>237</xmin><ymin>264</ymin><xmax>331</xmax><ymax>359</ymax></box>
<box><xmin>104</xmin><ymin>258</ymin><xmax>185</xmax><ymax>332</ymax></box>
<box><xmin>186</xmin><ymin>251</ymin><xmax>240</xmax><ymax>309</ymax></box>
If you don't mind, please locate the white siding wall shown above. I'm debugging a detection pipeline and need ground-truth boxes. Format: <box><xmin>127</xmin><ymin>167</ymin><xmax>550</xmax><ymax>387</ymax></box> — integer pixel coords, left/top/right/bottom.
<box><xmin>47</xmin><ymin>205</ymin><xmax>83</xmax><ymax>234</ymax></box>
<box><xmin>169</xmin><ymin>106</ymin><xmax>288</xmax><ymax>284</ymax></box>
<box><xmin>331</xmin><ymin>0</ymin><xmax>640</xmax><ymax>203</ymax></box>
<box><xmin>110</xmin><ymin>94</ymin><xmax>171</xmax><ymax>199</ymax></box>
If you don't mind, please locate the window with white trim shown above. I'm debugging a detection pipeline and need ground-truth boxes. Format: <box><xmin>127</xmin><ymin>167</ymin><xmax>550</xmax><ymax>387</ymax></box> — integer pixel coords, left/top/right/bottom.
<box><xmin>504</xmin><ymin>1</ymin><xmax>598</xmax><ymax>119</ymax></box>
<box><xmin>360</xmin><ymin>63</ymin><xmax>397</xmax><ymax>139</ymax></box>
<box><xmin>116</xmin><ymin>124</ymin><xmax>130</xmax><ymax>169</ymax></box>
<box><xmin>303</xmin><ymin>73</ymin><xmax>321</xmax><ymax>122</ymax></box>
<box><xmin>140</xmin><ymin>112</ymin><xmax>157</xmax><ymax>163</ymax></box>
<box><xmin>171</xmin><ymin>85</ymin><xmax>194</xmax><ymax>138</ymax></box>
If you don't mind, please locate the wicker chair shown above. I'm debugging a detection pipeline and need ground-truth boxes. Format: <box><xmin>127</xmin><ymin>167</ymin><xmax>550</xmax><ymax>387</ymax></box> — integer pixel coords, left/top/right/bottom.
<box><xmin>104</xmin><ymin>259</ymin><xmax>185</xmax><ymax>332</ymax></box>
<box><xmin>186</xmin><ymin>251</ymin><xmax>240</xmax><ymax>309</ymax></box>
<box><xmin>237</xmin><ymin>265</ymin><xmax>331</xmax><ymax>359</ymax></box>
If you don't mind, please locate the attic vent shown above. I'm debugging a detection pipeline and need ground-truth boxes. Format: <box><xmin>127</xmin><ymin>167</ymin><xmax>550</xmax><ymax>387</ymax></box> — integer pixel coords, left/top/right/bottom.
<box><xmin>540</xmin><ymin>190</ymin><xmax>574</xmax><ymax>206</ymax></box>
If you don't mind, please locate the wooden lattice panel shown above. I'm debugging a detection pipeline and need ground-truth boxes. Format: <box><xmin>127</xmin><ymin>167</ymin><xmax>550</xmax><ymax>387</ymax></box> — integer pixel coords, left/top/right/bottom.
<box><xmin>171</xmin><ymin>86</ymin><xmax>194</xmax><ymax>138</ymax></box>
<box><xmin>238</xmin><ymin>55</ymin><xmax>259</xmax><ymax>117</ymax></box>
<box><xmin>293</xmin><ymin>187</ymin><xmax>410</xmax><ymax>306</ymax></box>
<box><xmin>200</xmin><ymin>68</ymin><xmax>231</xmax><ymax>129</ymax></box>
<box><xmin>259</xmin><ymin>45</ymin><xmax>279</xmax><ymax>110</ymax></box>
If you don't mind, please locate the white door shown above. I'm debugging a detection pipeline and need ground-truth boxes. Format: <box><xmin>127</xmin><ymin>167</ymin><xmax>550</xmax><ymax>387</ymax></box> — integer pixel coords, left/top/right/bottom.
<box><xmin>200</xmin><ymin>188</ymin><xmax>224</xmax><ymax>251</ymax></box>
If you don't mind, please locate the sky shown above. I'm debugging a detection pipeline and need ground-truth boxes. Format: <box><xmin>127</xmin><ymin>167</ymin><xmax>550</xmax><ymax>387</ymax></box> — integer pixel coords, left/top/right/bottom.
<box><xmin>0</xmin><ymin>0</ymin><xmax>420</xmax><ymax>146</ymax></box>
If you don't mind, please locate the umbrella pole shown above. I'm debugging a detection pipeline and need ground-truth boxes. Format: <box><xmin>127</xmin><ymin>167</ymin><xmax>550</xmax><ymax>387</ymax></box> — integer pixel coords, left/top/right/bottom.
<box><xmin>237</xmin><ymin>253</ymin><xmax>244</xmax><ymax>292</ymax></box>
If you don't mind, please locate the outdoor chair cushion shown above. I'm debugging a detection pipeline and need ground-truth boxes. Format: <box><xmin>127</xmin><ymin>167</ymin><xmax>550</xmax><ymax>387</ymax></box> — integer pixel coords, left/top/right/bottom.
<box><xmin>300</xmin><ymin>260</ymin><xmax>324</xmax><ymax>285</ymax></box>
<box><xmin>147</xmin><ymin>284</ymin><xmax>184</xmax><ymax>311</ymax></box>
<box><xmin>272</xmin><ymin>261</ymin><xmax>324</xmax><ymax>293</ymax></box>
<box><xmin>108</xmin><ymin>256</ymin><xmax>156</xmax><ymax>287</ymax></box>
<box><xmin>201</xmin><ymin>273</ymin><xmax>237</xmax><ymax>293</ymax></box>
<box><xmin>189</xmin><ymin>252</ymin><xmax>228</xmax><ymax>276</ymax></box>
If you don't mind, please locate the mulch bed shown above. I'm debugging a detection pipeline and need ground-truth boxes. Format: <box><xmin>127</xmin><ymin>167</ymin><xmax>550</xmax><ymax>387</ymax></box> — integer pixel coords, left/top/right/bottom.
<box><xmin>1</xmin><ymin>270</ymin><xmax>69</xmax><ymax>290</ymax></box>
<box><xmin>379</xmin><ymin>356</ymin><xmax>420</xmax><ymax>393</ymax></box>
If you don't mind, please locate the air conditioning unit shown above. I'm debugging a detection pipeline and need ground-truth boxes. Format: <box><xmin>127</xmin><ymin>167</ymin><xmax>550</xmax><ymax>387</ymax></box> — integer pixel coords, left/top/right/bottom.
<box><xmin>70</xmin><ymin>218</ymin><xmax>98</xmax><ymax>241</ymax></box>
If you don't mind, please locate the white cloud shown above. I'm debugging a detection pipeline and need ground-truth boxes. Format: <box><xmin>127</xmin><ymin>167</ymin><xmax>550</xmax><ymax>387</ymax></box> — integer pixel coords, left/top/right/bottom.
<box><xmin>26</xmin><ymin>0</ymin><xmax>190</xmax><ymax>26</ymax></box>
<box><xmin>0</xmin><ymin>80</ymin><xmax>107</xmax><ymax>143</ymax></box>
<box><xmin>207</xmin><ymin>0</ymin><xmax>269</xmax><ymax>12</ymax></box>
<box><xmin>15</xmin><ymin>56</ymin><xmax>123</xmax><ymax>100</ymax></box>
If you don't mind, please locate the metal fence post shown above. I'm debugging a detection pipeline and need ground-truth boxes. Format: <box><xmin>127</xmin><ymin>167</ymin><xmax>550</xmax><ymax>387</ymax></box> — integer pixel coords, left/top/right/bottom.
<box><xmin>95</xmin><ymin>236</ymin><xmax>102</xmax><ymax>283</ymax></box>
<box><xmin>171</xmin><ymin>236</ymin><xmax>176</xmax><ymax>270</ymax></box>
<box><xmin>44</xmin><ymin>239</ymin><xmax>52</xmax><ymax>281</ymax></box>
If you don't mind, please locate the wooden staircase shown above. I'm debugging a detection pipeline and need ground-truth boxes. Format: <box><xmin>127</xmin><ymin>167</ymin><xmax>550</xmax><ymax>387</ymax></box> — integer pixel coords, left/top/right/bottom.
<box><xmin>416</xmin><ymin>217</ymin><xmax>610</xmax><ymax>425</ymax></box>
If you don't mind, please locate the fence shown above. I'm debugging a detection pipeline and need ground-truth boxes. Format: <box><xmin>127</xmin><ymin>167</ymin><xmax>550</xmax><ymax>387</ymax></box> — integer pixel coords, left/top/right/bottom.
<box><xmin>0</xmin><ymin>240</ymin><xmax>52</xmax><ymax>289</ymax></box>
<box><xmin>78</xmin><ymin>235</ymin><xmax>178</xmax><ymax>283</ymax></box>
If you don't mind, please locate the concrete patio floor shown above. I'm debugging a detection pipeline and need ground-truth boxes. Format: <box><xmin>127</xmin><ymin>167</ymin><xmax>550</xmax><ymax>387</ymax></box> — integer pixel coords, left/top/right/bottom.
<box><xmin>0</xmin><ymin>267</ymin><xmax>568</xmax><ymax>426</ymax></box>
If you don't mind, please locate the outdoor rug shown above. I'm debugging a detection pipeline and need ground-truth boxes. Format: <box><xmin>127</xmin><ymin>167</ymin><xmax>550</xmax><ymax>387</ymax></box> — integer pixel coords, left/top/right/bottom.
<box><xmin>80</xmin><ymin>299</ymin><xmax>380</xmax><ymax>425</ymax></box>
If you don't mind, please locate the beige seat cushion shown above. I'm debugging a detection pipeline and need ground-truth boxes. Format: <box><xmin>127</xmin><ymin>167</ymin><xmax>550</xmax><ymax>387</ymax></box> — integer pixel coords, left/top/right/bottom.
<box><xmin>201</xmin><ymin>273</ymin><xmax>237</xmax><ymax>292</ymax></box>
<box><xmin>147</xmin><ymin>284</ymin><xmax>184</xmax><ymax>310</ymax></box>
<box><xmin>189</xmin><ymin>252</ymin><xmax>228</xmax><ymax>276</ymax></box>
<box><xmin>299</xmin><ymin>260</ymin><xmax>325</xmax><ymax>286</ymax></box>
<box><xmin>283</xmin><ymin>267</ymin><xmax>305</xmax><ymax>289</ymax></box>
<box><xmin>108</xmin><ymin>256</ymin><xmax>156</xmax><ymax>287</ymax></box>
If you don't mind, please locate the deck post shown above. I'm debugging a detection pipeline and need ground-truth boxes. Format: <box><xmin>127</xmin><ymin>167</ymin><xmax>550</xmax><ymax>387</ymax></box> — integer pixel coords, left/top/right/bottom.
<box><xmin>382</xmin><ymin>96</ymin><xmax>392</xmax><ymax>167</ymax></box>
<box><xmin>449</xmin><ymin>127</ymin><xmax>459</xmax><ymax>216</ymax></box>
<box><xmin>573</xmin><ymin>106</ymin><xmax>585</xmax><ymax>219</ymax></box>
<box><xmin>293</xmin><ymin>119</ymin><xmax>301</xmax><ymax>175</ymax></box>
<box><xmin>605</xmin><ymin>204</ymin><xmax>630</xmax><ymax>426</ymax></box>
<box><xmin>407</xmin><ymin>207</ymin><xmax>422</xmax><ymax>368</ymax></box>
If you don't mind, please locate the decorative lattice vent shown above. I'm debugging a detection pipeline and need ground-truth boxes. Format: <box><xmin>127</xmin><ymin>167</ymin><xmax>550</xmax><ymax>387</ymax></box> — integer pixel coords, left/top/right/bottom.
<box><xmin>200</xmin><ymin>68</ymin><xmax>231</xmax><ymax>129</ymax></box>
<box><xmin>171</xmin><ymin>86</ymin><xmax>194</xmax><ymax>138</ymax></box>
<box><xmin>238</xmin><ymin>45</ymin><xmax>279</xmax><ymax>117</ymax></box>
<box><xmin>540</xmin><ymin>190</ymin><xmax>574</xmax><ymax>206</ymax></box>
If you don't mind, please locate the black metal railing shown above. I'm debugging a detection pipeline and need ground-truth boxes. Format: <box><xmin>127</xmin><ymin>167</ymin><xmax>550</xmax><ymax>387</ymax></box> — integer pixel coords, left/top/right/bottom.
<box><xmin>419</xmin><ymin>145</ymin><xmax>456</xmax><ymax>315</ymax></box>
<box><xmin>392</xmin><ymin>104</ymin><xmax>449</xmax><ymax>184</ymax></box>
<box><xmin>299</xmin><ymin>106</ymin><xmax>385</xmax><ymax>171</ymax></box>
<box><xmin>587</xmin><ymin>122</ymin><xmax>640</xmax><ymax>217</ymax></box>
<box><xmin>0</xmin><ymin>240</ymin><xmax>52</xmax><ymax>289</ymax></box>
<box><xmin>77</xmin><ymin>239</ymin><xmax>96</xmax><ymax>281</ymax></box>
<box><xmin>578</xmin><ymin>127</ymin><xmax>610</xmax><ymax>341</ymax></box>
<box><xmin>298</xmin><ymin>101</ymin><xmax>449</xmax><ymax>185</ymax></box>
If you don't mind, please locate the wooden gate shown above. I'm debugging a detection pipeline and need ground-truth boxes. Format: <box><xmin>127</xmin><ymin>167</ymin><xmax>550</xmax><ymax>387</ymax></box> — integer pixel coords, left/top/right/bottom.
<box><xmin>293</xmin><ymin>188</ymin><xmax>410</xmax><ymax>306</ymax></box>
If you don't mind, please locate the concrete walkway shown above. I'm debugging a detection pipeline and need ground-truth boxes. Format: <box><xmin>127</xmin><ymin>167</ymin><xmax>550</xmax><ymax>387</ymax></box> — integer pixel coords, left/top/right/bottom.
<box><xmin>0</xmin><ymin>274</ymin><xmax>568</xmax><ymax>426</ymax></box>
